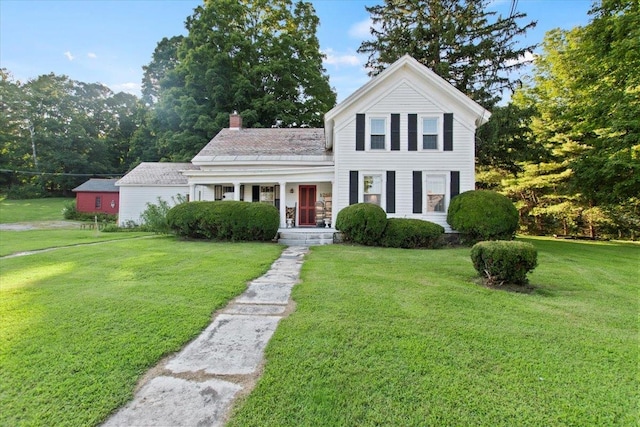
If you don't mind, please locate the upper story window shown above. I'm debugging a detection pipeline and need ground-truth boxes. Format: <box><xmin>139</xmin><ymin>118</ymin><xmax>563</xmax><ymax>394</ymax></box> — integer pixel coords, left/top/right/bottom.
<box><xmin>370</xmin><ymin>118</ymin><xmax>386</xmax><ymax>150</ymax></box>
<box><xmin>363</xmin><ymin>174</ymin><xmax>382</xmax><ymax>206</ymax></box>
<box><xmin>422</xmin><ymin>117</ymin><xmax>439</xmax><ymax>150</ymax></box>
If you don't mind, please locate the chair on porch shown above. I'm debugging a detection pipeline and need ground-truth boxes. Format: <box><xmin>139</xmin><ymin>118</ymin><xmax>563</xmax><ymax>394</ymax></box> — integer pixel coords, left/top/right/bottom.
<box><xmin>285</xmin><ymin>203</ymin><xmax>296</xmax><ymax>228</ymax></box>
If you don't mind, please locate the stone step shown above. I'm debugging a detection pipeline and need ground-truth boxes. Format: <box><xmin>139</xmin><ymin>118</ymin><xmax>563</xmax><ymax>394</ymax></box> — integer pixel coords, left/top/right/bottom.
<box><xmin>278</xmin><ymin>238</ymin><xmax>333</xmax><ymax>246</ymax></box>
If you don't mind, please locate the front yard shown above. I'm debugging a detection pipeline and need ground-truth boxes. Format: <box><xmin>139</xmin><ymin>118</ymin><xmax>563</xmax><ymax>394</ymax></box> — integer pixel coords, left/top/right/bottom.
<box><xmin>1</xmin><ymin>221</ymin><xmax>637</xmax><ymax>425</ymax></box>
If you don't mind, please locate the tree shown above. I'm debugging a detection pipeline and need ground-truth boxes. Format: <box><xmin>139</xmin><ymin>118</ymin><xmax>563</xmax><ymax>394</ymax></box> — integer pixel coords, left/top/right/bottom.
<box><xmin>0</xmin><ymin>72</ymin><xmax>146</xmax><ymax>196</ymax></box>
<box><xmin>144</xmin><ymin>0</ymin><xmax>336</xmax><ymax>161</ymax></box>
<box><xmin>502</xmin><ymin>0</ymin><xmax>639</xmax><ymax>238</ymax></box>
<box><xmin>358</xmin><ymin>0</ymin><xmax>536</xmax><ymax>109</ymax></box>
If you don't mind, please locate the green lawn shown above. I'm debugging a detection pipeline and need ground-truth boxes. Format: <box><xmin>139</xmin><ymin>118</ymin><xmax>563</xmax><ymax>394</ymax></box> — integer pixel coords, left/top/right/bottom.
<box><xmin>0</xmin><ymin>229</ymin><xmax>153</xmax><ymax>257</ymax></box>
<box><xmin>0</xmin><ymin>197</ymin><xmax>71</xmax><ymax>223</ymax></box>
<box><xmin>0</xmin><ymin>238</ymin><xmax>283</xmax><ymax>427</ymax></box>
<box><xmin>228</xmin><ymin>237</ymin><xmax>639</xmax><ymax>426</ymax></box>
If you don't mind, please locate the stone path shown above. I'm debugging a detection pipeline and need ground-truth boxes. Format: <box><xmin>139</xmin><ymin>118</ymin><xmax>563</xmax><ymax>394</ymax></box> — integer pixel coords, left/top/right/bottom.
<box><xmin>103</xmin><ymin>246</ymin><xmax>309</xmax><ymax>427</ymax></box>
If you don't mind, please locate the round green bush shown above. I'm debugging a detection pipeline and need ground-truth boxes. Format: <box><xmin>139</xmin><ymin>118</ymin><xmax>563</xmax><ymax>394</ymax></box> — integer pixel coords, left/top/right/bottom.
<box><xmin>447</xmin><ymin>190</ymin><xmax>519</xmax><ymax>244</ymax></box>
<box><xmin>335</xmin><ymin>203</ymin><xmax>387</xmax><ymax>246</ymax></box>
<box><xmin>167</xmin><ymin>201</ymin><xmax>279</xmax><ymax>241</ymax></box>
<box><xmin>380</xmin><ymin>218</ymin><xmax>444</xmax><ymax>249</ymax></box>
<box><xmin>470</xmin><ymin>240</ymin><xmax>538</xmax><ymax>285</ymax></box>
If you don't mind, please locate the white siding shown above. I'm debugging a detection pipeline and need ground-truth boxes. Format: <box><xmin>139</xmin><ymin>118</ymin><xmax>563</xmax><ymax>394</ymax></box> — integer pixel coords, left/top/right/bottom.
<box><xmin>118</xmin><ymin>186</ymin><xmax>189</xmax><ymax>226</ymax></box>
<box><xmin>332</xmin><ymin>78</ymin><xmax>477</xmax><ymax>232</ymax></box>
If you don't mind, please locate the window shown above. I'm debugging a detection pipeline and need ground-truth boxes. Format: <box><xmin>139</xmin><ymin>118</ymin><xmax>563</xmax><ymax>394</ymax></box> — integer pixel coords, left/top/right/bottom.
<box><xmin>363</xmin><ymin>174</ymin><xmax>382</xmax><ymax>206</ymax></box>
<box><xmin>422</xmin><ymin>117</ymin><xmax>438</xmax><ymax>150</ymax></box>
<box><xmin>426</xmin><ymin>175</ymin><xmax>446</xmax><ymax>212</ymax></box>
<box><xmin>95</xmin><ymin>196</ymin><xmax>101</xmax><ymax>209</ymax></box>
<box><xmin>370</xmin><ymin>118</ymin><xmax>386</xmax><ymax>149</ymax></box>
<box><xmin>260</xmin><ymin>186</ymin><xmax>274</xmax><ymax>203</ymax></box>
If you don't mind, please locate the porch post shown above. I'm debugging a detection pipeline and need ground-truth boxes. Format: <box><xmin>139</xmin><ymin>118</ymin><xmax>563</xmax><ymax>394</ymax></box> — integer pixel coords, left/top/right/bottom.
<box><xmin>233</xmin><ymin>182</ymin><xmax>241</xmax><ymax>201</ymax></box>
<box><xmin>279</xmin><ymin>181</ymin><xmax>287</xmax><ymax>228</ymax></box>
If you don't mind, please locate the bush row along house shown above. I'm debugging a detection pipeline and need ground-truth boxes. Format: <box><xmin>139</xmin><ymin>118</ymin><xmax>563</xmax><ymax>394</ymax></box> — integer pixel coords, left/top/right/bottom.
<box><xmin>116</xmin><ymin>55</ymin><xmax>491</xmax><ymax>232</ymax></box>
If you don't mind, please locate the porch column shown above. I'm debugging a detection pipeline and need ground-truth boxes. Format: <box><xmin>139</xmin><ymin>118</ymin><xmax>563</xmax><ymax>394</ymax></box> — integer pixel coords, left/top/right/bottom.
<box><xmin>279</xmin><ymin>181</ymin><xmax>287</xmax><ymax>228</ymax></box>
<box><xmin>330</xmin><ymin>180</ymin><xmax>335</xmax><ymax>226</ymax></box>
<box><xmin>233</xmin><ymin>182</ymin><xmax>241</xmax><ymax>201</ymax></box>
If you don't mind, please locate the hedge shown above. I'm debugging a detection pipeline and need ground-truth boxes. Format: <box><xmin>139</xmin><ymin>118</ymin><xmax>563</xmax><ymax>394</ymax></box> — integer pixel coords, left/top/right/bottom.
<box><xmin>380</xmin><ymin>218</ymin><xmax>444</xmax><ymax>249</ymax></box>
<box><xmin>470</xmin><ymin>240</ymin><xmax>538</xmax><ymax>285</ymax></box>
<box><xmin>447</xmin><ymin>190</ymin><xmax>519</xmax><ymax>244</ymax></box>
<box><xmin>335</xmin><ymin>203</ymin><xmax>388</xmax><ymax>246</ymax></box>
<box><xmin>166</xmin><ymin>201</ymin><xmax>279</xmax><ymax>241</ymax></box>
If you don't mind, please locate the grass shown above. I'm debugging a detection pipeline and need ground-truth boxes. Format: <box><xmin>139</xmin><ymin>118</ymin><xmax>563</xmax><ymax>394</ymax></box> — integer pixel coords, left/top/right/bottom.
<box><xmin>0</xmin><ymin>197</ymin><xmax>71</xmax><ymax>223</ymax></box>
<box><xmin>0</xmin><ymin>238</ymin><xmax>283</xmax><ymax>426</ymax></box>
<box><xmin>228</xmin><ymin>237</ymin><xmax>639</xmax><ymax>426</ymax></box>
<box><xmin>0</xmin><ymin>229</ymin><xmax>153</xmax><ymax>257</ymax></box>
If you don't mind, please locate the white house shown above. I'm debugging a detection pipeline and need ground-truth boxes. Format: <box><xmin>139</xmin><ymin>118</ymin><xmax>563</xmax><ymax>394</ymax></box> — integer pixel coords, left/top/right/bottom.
<box><xmin>116</xmin><ymin>55</ymin><xmax>490</xmax><ymax>234</ymax></box>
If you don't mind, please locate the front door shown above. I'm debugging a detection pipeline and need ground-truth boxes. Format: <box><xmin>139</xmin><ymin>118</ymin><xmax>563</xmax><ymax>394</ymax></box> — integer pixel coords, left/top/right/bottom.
<box><xmin>298</xmin><ymin>185</ymin><xmax>316</xmax><ymax>226</ymax></box>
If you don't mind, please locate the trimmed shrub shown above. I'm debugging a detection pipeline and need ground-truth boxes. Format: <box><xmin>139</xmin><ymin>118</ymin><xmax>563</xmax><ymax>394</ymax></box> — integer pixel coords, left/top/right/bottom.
<box><xmin>447</xmin><ymin>190</ymin><xmax>519</xmax><ymax>244</ymax></box>
<box><xmin>380</xmin><ymin>218</ymin><xmax>444</xmax><ymax>249</ymax></box>
<box><xmin>335</xmin><ymin>203</ymin><xmax>387</xmax><ymax>246</ymax></box>
<box><xmin>166</xmin><ymin>201</ymin><xmax>279</xmax><ymax>242</ymax></box>
<box><xmin>470</xmin><ymin>240</ymin><xmax>538</xmax><ymax>285</ymax></box>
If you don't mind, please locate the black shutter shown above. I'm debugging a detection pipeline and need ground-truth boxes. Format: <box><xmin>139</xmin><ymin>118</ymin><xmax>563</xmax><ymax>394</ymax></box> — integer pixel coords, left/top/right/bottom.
<box><xmin>391</xmin><ymin>114</ymin><xmax>400</xmax><ymax>151</ymax></box>
<box><xmin>450</xmin><ymin>171</ymin><xmax>460</xmax><ymax>199</ymax></box>
<box><xmin>408</xmin><ymin>114</ymin><xmax>417</xmax><ymax>151</ymax></box>
<box><xmin>444</xmin><ymin>113</ymin><xmax>453</xmax><ymax>151</ymax></box>
<box><xmin>349</xmin><ymin>171</ymin><xmax>359</xmax><ymax>205</ymax></box>
<box><xmin>252</xmin><ymin>185</ymin><xmax>260</xmax><ymax>202</ymax></box>
<box><xmin>386</xmin><ymin>171</ymin><xmax>396</xmax><ymax>213</ymax></box>
<box><xmin>412</xmin><ymin>171</ymin><xmax>422</xmax><ymax>213</ymax></box>
<box><xmin>356</xmin><ymin>114</ymin><xmax>365</xmax><ymax>151</ymax></box>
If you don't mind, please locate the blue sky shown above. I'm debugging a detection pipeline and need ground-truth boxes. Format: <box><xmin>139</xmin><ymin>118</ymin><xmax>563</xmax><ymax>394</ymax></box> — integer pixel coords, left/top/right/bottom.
<box><xmin>1</xmin><ymin>0</ymin><xmax>594</xmax><ymax>102</ymax></box>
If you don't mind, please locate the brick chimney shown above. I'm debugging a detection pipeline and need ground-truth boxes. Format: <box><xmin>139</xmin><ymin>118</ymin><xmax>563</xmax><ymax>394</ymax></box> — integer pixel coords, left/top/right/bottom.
<box><xmin>229</xmin><ymin>111</ymin><xmax>242</xmax><ymax>130</ymax></box>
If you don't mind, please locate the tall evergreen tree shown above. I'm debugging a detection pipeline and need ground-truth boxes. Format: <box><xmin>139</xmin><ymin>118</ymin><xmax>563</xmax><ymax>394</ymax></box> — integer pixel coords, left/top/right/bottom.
<box><xmin>144</xmin><ymin>0</ymin><xmax>336</xmax><ymax>161</ymax></box>
<box><xmin>358</xmin><ymin>0</ymin><xmax>536</xmax><ymax>109</ymax></box>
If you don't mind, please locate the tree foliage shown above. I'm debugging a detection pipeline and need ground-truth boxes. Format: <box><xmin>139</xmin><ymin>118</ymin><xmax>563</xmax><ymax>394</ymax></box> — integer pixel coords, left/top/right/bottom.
<box><xmin>358</xmin><ymin>0</ymin><xmax>536</xmax><ymax>109</ymax></box>
<box><xmin>499</xmin><ymin>0</ymin><xmax>640</xmax><ymax>238</ymax></box>
<box><xmin>0</xmin><ymin>71</ymin><xmax>146</xmax><ymax>196</ymax></box>
<box><xmin>142</xmin><ymin>0</ymin><xmax>336</xmax><ymax>161</ymax></box>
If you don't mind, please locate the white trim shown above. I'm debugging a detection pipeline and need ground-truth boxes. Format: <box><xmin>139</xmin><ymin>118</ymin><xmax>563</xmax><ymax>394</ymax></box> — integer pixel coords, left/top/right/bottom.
<box><xmin>419</xmin><ymin>115</ymin><xmax>442</xmax><ymax>151</ymax></box>
<box><xmin>424</xmin><ymin>172</ymin><xmax>448</xmax><ymax>215</ymax></box>
<box><xmin>359</xmin><ymin>171</ymin><xmax>385</xmax><ymax>208</ymax></box>
<box><xmin>367</xmin><ymin>116</ymin><xmax>389</xmax><ymax>151</ymax></box>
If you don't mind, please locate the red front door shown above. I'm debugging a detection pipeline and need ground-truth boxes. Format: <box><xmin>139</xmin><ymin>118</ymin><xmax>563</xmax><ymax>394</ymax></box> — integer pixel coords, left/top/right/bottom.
<box><xmin>298</xmin><ymin>185</ymin><xmax>316</xmax><ymax>226</ymax></box>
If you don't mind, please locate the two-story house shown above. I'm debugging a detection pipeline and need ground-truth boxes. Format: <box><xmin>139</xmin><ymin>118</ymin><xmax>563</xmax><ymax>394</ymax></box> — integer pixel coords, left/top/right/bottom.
<box><xmin>117</xmin><ymin>55</ymin><xmax>490</xmax><ymax>237</ymax></box>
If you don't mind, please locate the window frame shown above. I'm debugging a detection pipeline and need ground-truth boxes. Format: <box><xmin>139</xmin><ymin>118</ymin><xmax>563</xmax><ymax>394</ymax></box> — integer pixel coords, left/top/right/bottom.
<box><xmin>95</xmin><ymin>196</ymin><xmax>102</xmax><ymax>209</ymax></box>
<box><xmin>368</xmin><ymin>116</ymin><xmax>388</xmax><ymax>151</ymax></box>
<box><xmin>420</xmin><ymin>116</ymin><xmax>442</xmax><ymax>151</ymax></box>
<box><xmin>360</xmin><ymin>172</ymin><xmax>385</xmax><ymax>208</ymax></box>
<box><xmin>424</xmin><ymin>173</ymin><xmax>448</xmax><ymax>214</ymax></box>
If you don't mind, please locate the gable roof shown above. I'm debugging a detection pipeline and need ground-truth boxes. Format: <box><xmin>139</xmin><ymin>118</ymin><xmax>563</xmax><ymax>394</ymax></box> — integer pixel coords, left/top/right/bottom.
<box><xmin>324</xmin><ymin>54</ymin><xmax>491</xmax><ymax>149</ymax></box>
<box><xmin>191</xmin><ymin>128</ymin><xmax>329</xmax><ymax>164</ymax></box>
<box><xmin>72</xmin><ymin>178</ymin><xmax>119</xmax><ymax>193</ymax></box>
<box><xmin>115</xmin><ymin>162</ymin><xmax>199</xmax><ymax>186</ymax></box>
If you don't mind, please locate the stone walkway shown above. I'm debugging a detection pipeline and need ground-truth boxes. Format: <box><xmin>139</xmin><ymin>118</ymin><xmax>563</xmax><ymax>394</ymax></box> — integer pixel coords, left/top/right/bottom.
<box><xmin>103</xmin><ymin>246</ymin><xmax>309</xmax><ymax>427</ymax></box>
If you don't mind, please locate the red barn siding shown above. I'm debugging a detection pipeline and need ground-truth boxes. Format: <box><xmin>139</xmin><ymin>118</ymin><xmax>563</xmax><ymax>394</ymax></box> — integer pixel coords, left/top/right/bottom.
<box><xmin>76</xmin><ymin>191</ymin><xmax>119</xmax><ymax>214</ymax></box>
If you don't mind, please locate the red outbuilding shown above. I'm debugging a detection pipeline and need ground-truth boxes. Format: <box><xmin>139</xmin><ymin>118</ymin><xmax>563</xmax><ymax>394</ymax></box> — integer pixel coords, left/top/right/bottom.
<box><xmin>72</xmin><ymin>178</ymin><xmax>119</xmax><ymax>215</ymax></box>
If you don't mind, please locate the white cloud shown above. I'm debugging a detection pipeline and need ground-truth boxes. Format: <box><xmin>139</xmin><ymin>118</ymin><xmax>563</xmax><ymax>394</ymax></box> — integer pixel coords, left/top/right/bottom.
<box><xmin>64</xmin><ymin>51</ymin><xmax>75</xmax><ymax>61</ymax></box>
<box><xmin>348</xmin><ymin>18</ymin><xmax>373</xmax><ymax>39</ymax></box>
<box><xmin>505</xmin><ymin>51</ymin><xmax>536</xmax><ymax>67</ymax></box>
<box><xmin>87</xmin><ymin>52</ymin><xmax>97</xmax><ymax>59</ymax></box>
<box><xmin>109</xmin><ymin>82</ymin><xmax>141</xmax><ymax>96</ymax></box>
<box><xmin>323</xmin><ymin>48</ymin><xmax>361</xmax><ymax>67</ymax></box>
